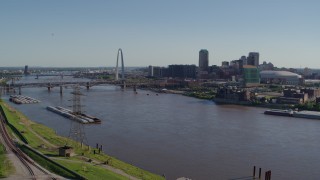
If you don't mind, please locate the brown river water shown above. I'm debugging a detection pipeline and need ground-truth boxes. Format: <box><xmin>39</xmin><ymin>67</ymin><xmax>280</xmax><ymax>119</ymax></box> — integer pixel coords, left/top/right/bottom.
<box><xmin>3</xmin><ymin>76</ymin><xmax>320</xmax><ymax>179</ymax></box>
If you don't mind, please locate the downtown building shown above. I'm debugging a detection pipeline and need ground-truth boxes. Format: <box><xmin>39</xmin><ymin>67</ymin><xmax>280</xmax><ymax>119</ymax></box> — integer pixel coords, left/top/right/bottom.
<box><xmin>24</xmin><ymin>65</ymin><xmax>30</xmax><ymax>75</ymax></box>
<box><xmin>148</xmin><ymin>65</ymin><xmax>196</xmax><ymax>79</ymax></box>
<box><xmin>148</xmin><ymin>66</ymin><xmax>164</xmax><ymax>78</ymax></box>
<box><xmin>166</xmin><ymin>64</ymin><xmax>197</xmax><ymax>79</ymax></box>
<box><xmin>243</xmin><ymin>65</ymin><xmax>260</xmax><ymax>87</ymax></box>
<box><xmin>198</xmin><ymin>49</ymin><xmax>209</xmax><ymax>79</ymax></box>
<box><xmin>199</xmin><ymin>49</ymin><xmax>209</xmax><ymax>71</ymax></box>
<box><xmin>246</xmin><ymin>52</ymin><xmax>259</xmax><ymax>66</ymax></box>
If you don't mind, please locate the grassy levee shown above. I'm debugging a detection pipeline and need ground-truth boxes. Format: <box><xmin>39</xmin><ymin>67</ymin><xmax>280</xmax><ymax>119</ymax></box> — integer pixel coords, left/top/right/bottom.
<box><xmin>20</xmin><ymin>144</ymin><xmax>130</xmax><ymax>180</ymax></box>
<box><xmin>0</xmin><ymin>105</ymin><xmax>28</xmax><ymax>144</ymax></box>
<box><xmin>0</xmin><ymin>143</ymin><xmax>14</xmax><ymax>178</ymax></box>
<box><xmin>19</xmin><ymin>145</ymin><xmax>81</xmax><ymax>179</ymax></box>
<box><xmin>54</xmin><ymin>159</ymin><xmax>128</xmax><ymax>180</ymax></box>
<box><xmin>30</xmin><ymin>117</ymin><xmax>164</xmax><ymax>180</ymax></box>
<box><xmin>0</xmin><ymin>101</ymin><xmax>164</xmax><ymax>180</ymax></box>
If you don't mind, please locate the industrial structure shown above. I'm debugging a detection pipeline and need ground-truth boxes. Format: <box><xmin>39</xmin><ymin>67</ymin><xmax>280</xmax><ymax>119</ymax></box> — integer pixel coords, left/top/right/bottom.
<box><xmin>59</xmin><ymin>145</ymin><xmax>74</xmax><ymax>157</ymax></box>
<box><xmin>68</xmin><ymin>85</ymin><xmax>87</xmax><ymax>147</ymax></box>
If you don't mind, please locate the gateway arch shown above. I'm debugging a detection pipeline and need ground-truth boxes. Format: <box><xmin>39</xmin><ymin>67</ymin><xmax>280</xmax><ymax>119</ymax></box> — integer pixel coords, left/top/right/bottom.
<box><xmin>115</xmin><ymin>48</ymin><xmax>125</xmax><ymax>81</ymax></box>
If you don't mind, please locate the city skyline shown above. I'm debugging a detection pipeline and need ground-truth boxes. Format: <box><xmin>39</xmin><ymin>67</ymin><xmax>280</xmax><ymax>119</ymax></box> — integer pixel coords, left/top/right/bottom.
<box><xmin>1</xmin><ymin>0</ymin><xmax>319</xmax><ymax>68</ymax></box>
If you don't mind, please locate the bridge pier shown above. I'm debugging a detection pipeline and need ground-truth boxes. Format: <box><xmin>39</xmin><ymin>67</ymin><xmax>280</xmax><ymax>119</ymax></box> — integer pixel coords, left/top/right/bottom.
<box><xmin>6</xmin><ymin>84</ymin><xmax>12</xmax><ymax>94</ymax></box>
<box><xmin>11</xmin><ymin>78</ymin><xmax>15</xmax><ymax>86</ymax></box>
<box><xmin>47</xmin><ymin>83</ymin><xmax>51</xmax><ymax>92</ymax></box>
<box><xmin>86</xmin><ymin>82</ymin><xmax>90</xmax><ymax>90</ymax></box>
<box><xmin>133</xmin><ymin>85</ymin><xmax>137</xmax><ymax>92</ymax></box>
<box><xmin>120</xmin><ymin>81</ymin><xmax>126</xmax><ymax>90</ymax></box>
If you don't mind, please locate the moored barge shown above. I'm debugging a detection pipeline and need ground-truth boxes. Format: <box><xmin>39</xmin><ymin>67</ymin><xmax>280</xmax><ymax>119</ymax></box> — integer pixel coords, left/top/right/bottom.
<box><xmin>264</xmin><ymin>109</ymin><xmax>293</xmax><ymax>117</ymax></box>
<box><xmin>264</xmin><ymin>109</ymin><xmax>320</xmax><ymax>120</ymax></box>
<box><xmin>293</xmin><ymin>111</ymin><xmax>320</xmax><ymax>120</ymax></box>
<box><xmin>46</xmin><ymin>106</ymin><xmax>101</xmax><ymax>124</ymax></box>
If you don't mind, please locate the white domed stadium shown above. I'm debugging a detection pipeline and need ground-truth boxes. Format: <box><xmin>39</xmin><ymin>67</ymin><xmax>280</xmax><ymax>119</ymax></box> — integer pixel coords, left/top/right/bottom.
<box><xmin>260</xmin><ymin>70</ymin><xmax>303</xmax><ymax>85</ymax></box>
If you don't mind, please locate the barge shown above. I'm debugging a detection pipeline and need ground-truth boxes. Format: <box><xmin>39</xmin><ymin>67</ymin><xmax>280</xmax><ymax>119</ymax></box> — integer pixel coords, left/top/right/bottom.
<box><xmin>293</xmin><ymin>111</ymin><xmax>320</xmax><ymax>120</ymax></box>
<box><xmin>264</xmin><ymin>109</ymin><xmax>320</xmax><ymax>120</ymax></box>
<box><xmin>46</xmin><ymin>106</ymin><xmax>101</xmax><ymax>124</ymax></box>
<box><xmin>10</xmin><ymin>95</ymin><xmax>41</xmax><ymax>104</ymax></box>
<box><xmin>264</xmin><ymin>109</ymin><xmax>293</xmax><ymax>117</ymax></box>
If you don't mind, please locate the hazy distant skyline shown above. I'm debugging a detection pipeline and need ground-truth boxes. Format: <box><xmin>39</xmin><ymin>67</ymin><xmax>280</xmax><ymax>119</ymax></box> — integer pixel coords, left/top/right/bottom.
<box><xmin>1</xmin><ymin>0</ymin><xmax>319</xmax><ymax>68</ymax></box>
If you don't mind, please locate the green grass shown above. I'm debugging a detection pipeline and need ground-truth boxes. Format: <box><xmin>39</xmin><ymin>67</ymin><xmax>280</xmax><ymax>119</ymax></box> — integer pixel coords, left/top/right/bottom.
<box><xmin>0</xmin><ymin>143</ymin><xmax>14</xmax><ymax>178</ymax></box>
<box><xmin>54</xmin><ymin>159</ymin><xmax>128</xmax><ymax>180</ymax></box>
<box><xmin>0</xmin><ymin>102</ymin><xmax>165</xmax><ymax>180</ymax></box>
<box><xmin>185</xmin><ymin>91</ymin><xmax>215</xmax><ymax>100</ymax></box>
<box><xmin>30</xmin><ymin>120</ymin><xmax>164</xmax><ymax>180</ymax></box>
<box><xmin>19</xmin><ymin>145</ymin><xmax>79</xmax><ymax>179</ymax></box>
<box><xmin>82</xmin><ymin>152</ymin><xmax>164</xmax><ymax>180</ymax></box>
<box><xmin>30</xmin><ymin>124</ymin><xmax>164</xmax><ymax>180</ymax></box>
<box><xmin>1</xmin><ymin>104</ymin><xmax>45</xmax><ymax>147</ymax></box>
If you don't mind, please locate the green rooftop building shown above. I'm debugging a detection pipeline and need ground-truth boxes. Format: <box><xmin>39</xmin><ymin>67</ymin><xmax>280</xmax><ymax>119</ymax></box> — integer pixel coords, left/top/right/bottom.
<box><xmin>243</xmin><ymin>65</ymin><xmax>260</xmax><ymax>87</ymax></box>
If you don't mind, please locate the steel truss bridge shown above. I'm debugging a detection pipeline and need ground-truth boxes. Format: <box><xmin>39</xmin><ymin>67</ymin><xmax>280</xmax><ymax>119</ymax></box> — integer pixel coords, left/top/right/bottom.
<box><xmin>2</xmin><ymin>79</ymin><xmax>155</xmax><ymax>95</ymax></box>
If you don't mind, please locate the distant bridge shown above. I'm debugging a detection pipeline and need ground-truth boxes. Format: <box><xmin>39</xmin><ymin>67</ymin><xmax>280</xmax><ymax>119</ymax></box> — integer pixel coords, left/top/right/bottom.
<box><xmin>2</xmin><ymin>79</ymin><xmax>154</xmax><ymax>95</ymax></box>
<box><xmin>32</xmin><ymin>74</ymin><xmax>74</xmax><ymax>77</ymax></box>
<box><xmin>13</xmin><ymin>80</ymin><xmax>120</xmax><ymax>88</ymax></box>
<box><xmin>0</xmin><ymin>75</ymin><xmax>23</xmax><ymax>78</ymax></box>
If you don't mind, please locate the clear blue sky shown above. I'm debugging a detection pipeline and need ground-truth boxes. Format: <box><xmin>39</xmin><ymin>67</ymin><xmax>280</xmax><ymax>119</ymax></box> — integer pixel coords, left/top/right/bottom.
<box><xmin>0</xmin><ymin>0</ymin><xmax>319</xmax><ymax>68</ymax></box>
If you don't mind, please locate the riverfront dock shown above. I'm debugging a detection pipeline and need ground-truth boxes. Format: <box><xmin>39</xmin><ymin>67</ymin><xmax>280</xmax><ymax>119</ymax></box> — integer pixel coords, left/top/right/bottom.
<box><xmin>46</xmin><ymin>106</ymin><xmax>101</xmax><ymax>124</ymax></box>
<box><xmin>9</xmin><ymin>95</ymin><xmax>41</xmax><ymax>104</ymax></box>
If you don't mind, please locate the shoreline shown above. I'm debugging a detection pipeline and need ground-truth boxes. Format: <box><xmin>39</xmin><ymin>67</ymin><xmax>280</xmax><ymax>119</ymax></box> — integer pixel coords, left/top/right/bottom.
<box><xmin>0</xmin><ymin>100</ymin><xmax>164</xmax><ymax>180</ymax></box>
<box><xmin>145</xmin><ymin>87</ymin><xmax>291</xmax><ymax>110</ymax></box>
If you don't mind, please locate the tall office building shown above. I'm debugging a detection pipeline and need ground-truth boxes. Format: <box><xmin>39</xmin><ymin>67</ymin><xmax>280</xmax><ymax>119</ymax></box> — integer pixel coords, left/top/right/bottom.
<box><xmin>148</xmin><ymin>65</ymin><xmax>154</xmax><ymax>77</ymax></box>
<box><xmin>148</xmin><ymin>65</ymin><xmax>163</xmax><ymax>77</ymax></box>
<box><xmin>222</xmin><ymin>61</ymin><xmax>229</xmax><ymax>67</ymax></box>
<box><xmin>24</xmin><ymin>65</ymin><xmax>29</xmax><ymax>75</ymax></box>
<box><xmin>199</xmin><ymin>49</ymin><xmax>209</xmax><ymax>71</ymax></box>
<box><xmin>246</xmin><ymin>52</ymin><xmax>259</xmax><ymax>66</ymax></box>
<box><xmin>243</xmin><ymin>65</ymin><xmax>260</xmax><ymax>87</ymax></box>
<box><xmin>167</xmin><ymin>64</ymin><xmax>197</xmax><ymax>79</ymax></box>
<box><xmin>240</xmin><ymin>56</ymin><xmax>247</xmax><ymax>65</ymax></box>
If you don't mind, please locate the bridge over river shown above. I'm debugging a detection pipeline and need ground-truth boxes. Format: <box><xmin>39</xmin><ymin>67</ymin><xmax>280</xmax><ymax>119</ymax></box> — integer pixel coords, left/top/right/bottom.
<box><xmin>1</xmin><ymin>79</ymin><xmax>154</xmax><ymax>95</ymax></box>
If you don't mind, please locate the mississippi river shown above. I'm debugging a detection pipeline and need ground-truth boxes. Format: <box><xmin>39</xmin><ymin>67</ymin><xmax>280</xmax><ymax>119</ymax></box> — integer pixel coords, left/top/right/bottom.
<box><xmin>3</xmin><ymin>76</ymin><xmax>320</xmax><ymax>179</ymax></box>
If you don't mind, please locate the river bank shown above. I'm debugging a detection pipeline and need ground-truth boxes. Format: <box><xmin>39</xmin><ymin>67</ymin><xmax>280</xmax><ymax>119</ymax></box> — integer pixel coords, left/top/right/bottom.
<box><xmin>0</xmin><ymin>143</ymin><xmax>13</xmax><ymax>178</ymax></box>
<box><xmin>0</xmin><ymin>100</ymin><xmax>164</xmax><ymax>180</ymax></box>
<box><xmin>6</xmin><ymin>82</ymin><xmax>320</xmax><ymax>179</ymax></box>
<box><xmin>146</xmin><ymin>87</ymin><xmax>291</xmax><ymax>110</ymax></box>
